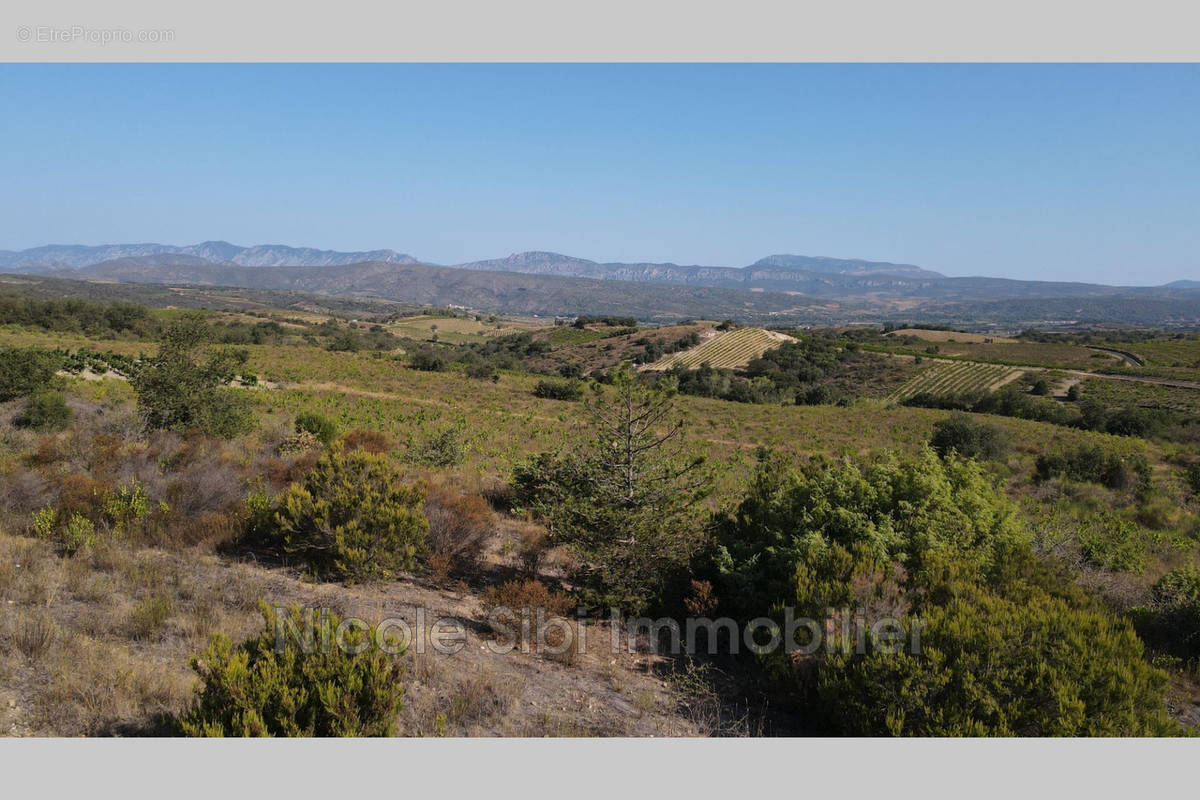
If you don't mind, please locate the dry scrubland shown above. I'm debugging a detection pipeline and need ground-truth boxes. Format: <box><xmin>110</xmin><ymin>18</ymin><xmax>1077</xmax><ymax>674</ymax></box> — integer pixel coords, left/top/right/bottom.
<box><xmin>3</xmin><ymin>315</ymin><xmax>1200</xmax><ymax>736</ymax></box>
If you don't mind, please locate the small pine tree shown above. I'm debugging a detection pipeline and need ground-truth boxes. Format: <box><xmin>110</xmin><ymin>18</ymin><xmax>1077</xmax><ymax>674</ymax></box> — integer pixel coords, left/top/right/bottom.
<box><xmin>515</xmin><ymin>362</ymin><xmax>712</xmax><ymax>612</ymax></box>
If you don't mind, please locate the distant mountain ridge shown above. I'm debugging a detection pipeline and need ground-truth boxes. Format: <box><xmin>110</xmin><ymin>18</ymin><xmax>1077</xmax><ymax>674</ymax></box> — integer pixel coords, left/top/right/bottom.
<box><xmin>0</xmin><ymin>241</ymin><xmax>420</xmax><ymax>270</ymax></box>
<box><xmin>1</xmin><ymin>242</ymin><xmax>1197</xmax><ymax>322</ymax></box>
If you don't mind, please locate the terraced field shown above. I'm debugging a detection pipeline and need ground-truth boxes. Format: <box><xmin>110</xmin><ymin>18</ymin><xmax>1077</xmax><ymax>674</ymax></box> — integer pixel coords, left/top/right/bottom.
<box><xmin>888</xmin><ymin>360</ymin><xmax>1024</xmax><ymax>402</ymax></box>
<box><xmin>645</xmin><ymin>327</ymin><xmax>791</xmax><ymax>371</ymax></box>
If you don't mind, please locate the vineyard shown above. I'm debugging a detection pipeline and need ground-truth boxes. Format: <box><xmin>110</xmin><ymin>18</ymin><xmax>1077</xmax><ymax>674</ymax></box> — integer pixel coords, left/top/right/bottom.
<box><xmin>1108</xmin><ymin>339</ymin><xmax>1200</xmax><ymax>369</ymax></box>
<box><xmin>645</xmin><ymin>327</ymin><xmax>790</xmax><ymax>371</ymax></box>
<box><xmin>888</xmin><ymin>360</ymin><xmax>1024</xmax><ymax>402</ymax></box>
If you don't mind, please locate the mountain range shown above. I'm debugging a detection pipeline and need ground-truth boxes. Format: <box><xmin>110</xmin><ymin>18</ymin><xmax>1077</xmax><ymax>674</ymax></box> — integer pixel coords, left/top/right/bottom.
<box><xmin>1</xmin><ymin>241</ymin><xmax>1197</xmax><ymax>327</ymax></box>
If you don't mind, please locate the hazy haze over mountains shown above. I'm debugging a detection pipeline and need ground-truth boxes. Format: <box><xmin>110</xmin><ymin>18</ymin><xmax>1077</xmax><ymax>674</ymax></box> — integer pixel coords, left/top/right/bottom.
<box><xmin>1</xmin><ymin>241</ymin><xmax>1197</xmax><ymax>327</ymax></box>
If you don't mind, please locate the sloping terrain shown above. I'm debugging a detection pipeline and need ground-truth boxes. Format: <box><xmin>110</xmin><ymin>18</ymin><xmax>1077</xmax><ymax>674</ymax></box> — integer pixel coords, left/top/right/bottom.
<box><xmin>644</xmin><ymin>327</ymin><xmax>792</xmax><ymax>371</ymax></box>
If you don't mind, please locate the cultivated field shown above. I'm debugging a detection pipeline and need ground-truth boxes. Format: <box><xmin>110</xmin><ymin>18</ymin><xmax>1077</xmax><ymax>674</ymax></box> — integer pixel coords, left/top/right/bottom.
<box><xmin>645</xmin><ymin>327</ymin><xmax>791</xmax><ymax>371</ymax></box>
<box><xmin>385</xmin><ymin>314</ymin><xmax>536</xmax><ymax>344</ymax></box>
<box><xmin>888</xmin><ymin>360</ymin><xmax>1024</xmax><ymax>402</ymax></box>
<box><xmin>1110</xmin><ymin>339</ymin><xmax>1200</xmax><ymax>369</ymax></box>
<box><xmin>887</xmin><ymin>328</ymin><xmax>1017</xmax><ymax>343</ymax></box>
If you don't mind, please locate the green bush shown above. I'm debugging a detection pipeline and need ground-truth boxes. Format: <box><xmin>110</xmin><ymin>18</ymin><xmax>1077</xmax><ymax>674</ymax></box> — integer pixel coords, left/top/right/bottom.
<box><xmin>929</xmin><ymin>413</ymin><xmax>1011</xmax><ymax>461</ymax></box>
<box><xmin>178</xmin><ymin>605</ymin><xmax>405</xmax><ymax>736</ymax></box>
<box><xmin>31</xmin><ymin>507</ymin><xmax>96</xmax><ymax>555</ymax></box>
<box><xmin>532</xmin><ymin>379</ymin><xmax>584</xmax><ymax>401</ymax></box>
<box><xmin>409</xmin><ymin>348</ymin><xmax>445</xmax><ymax>371</ymax></box>
<box><xmin>0</xmin><ymin>346</ymin><xmax>63</xmax><ymax>401</ymax></box>
<box><xmin>1035</xmin><ymin>444</ymin><xmax>1150</xmax><ymax>491</ymax></box>
<box><xmin>795</xmin><ymin>385</ymin><xmax>847</xmax><ymax>406</ymax></box>
<box><xmin>1134</xmin><ymin>567</ymin><xmax>1200</xmax><ymax>660</ymax></box>
<box><xmin>1076</xmin><ymin>513</ymin><xmax>1151</xmax><ymax>573</ymax></box>
<box><xmin>711</xmin><ymin>448</ymin><xmax>1024</xmax><ymax>618</ymax></box>
<box><xmin>406</xmin><ymin>426</ymin><xmax>466</xmax><ymax>467</ymax></box>
<box><xmin>14</xmin><ymin>391</ymin><xmax>71</xmax><ymax>431</ymax></box>
<box><xmin>254</xmin><ymin>450</ymin><xmax>428</xmax><ymax>581</ymax></box>
<box><xmin>817</xmin><ymin>580</ymin><xmax>1175</xmax><ymax>736</ymax></box>
<box><xmin>295</xmin><ymin>411</ymin><xmax>339</xmax><ymax>446</ymax></box>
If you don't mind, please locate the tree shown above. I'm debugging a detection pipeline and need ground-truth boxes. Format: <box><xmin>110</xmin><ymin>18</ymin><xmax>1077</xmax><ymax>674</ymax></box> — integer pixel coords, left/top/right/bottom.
<box><xmin>514</xmin><ymin>362</ymin><xmax>712</xmax><ymax>612</ymax></box>
<box><xmin>131</xmin><ymin>315</ymin><xmax>255</xmax><ymax>438</ymax></box>
<box><xmin>254</xmin><ymin>450</ymin><xmax>429</xmax><ymax>581</ymax></box>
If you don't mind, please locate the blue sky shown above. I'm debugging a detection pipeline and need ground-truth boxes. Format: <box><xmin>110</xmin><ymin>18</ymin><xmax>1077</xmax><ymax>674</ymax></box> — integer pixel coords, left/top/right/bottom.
<box><xmin>0</xmin><ymin>63</ymin><xmax>1196</xmax><ymax>284</ymax></box>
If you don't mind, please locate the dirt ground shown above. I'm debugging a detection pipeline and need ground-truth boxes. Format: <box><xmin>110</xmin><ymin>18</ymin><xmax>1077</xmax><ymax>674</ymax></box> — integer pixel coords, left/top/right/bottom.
<box><xmin>0</xmin><ymin>529</ymin><xmax>727</xmax><ymax>737</ymax></box>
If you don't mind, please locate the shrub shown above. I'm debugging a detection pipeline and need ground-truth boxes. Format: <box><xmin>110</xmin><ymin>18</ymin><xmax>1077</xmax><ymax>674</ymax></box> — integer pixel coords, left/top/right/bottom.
<box><xmin>31</xmin><ymin>507</ymin><xmax>97</xmax><ymax>555</ymax></box>
<box><xmin>0</xmin><ymin>346</ymin><xmax>63</xmax><ymax>401</ymax></box>
<box><xmin>1185</xmin><ymin>462</ymin><xmax>1200</xmax><ymax>497</ymax></box>
<box><xmin>711</xmin><ymin>448</ymin><xmax>1024</xmax><ymax>619</ymax></box>
<box><xmin>14</xmin><ymin>391</ymin><xmax>71</xmax><ymax>431</ymax></box>
<box><xmin>409</xmin><ymin>348</ymin><xmax>445</xmax><ymax>371</ymax></box>
<box><xmin>1035</xmin><ymin>444</ymin><xmax>1151</xmax><ymax>491</ymax></box>
<box><xmin>1075</xmin><ymin>513</ymin><xmax>1150</xmax><ymax>573</ymax></box>
<box><xmin>482</xmin><ymin>580</ymin><xmax>575</xmax><ymax>652</ymax></box>
<box><xmin>277</xmin><ymin>430</ymin><xmax>323</xmax><ymax>456</ymax></box>
<box><xmin>796</xmin><ymin>385</ymin><xmax>847</xmax><ymax>406</ymax></box>
<box><xmin>178</xmin><ymin>605</ymin><xmax>405</xmax><ymax>736</ymax></box>
<box><xmin>929</xmin><ymin>413</ymin><xmax>1011</xmax><ymax>461</ymax></box>
<box><xmin>533</xmin><ymin>379</ymin><xmax>584</xmax><ymax>401</ymax></box>
<box><xmin>816</xmin><ymin>581</ymin><xmax>1175</xmax><ymax>736</ymax></box>
<box><xmin>1135</xmin><ymin>567</ymin><xmax>1200</xmax><ymax>659</ymax></box>
<box><xmin>252</xmin><ymin>450</ymin><xmax>428</xmax><ymax>581</ymax></box>
<box><xmin>127</xmin><ymin>594</ymin><xmax>174</xmax><ymax>641</ymax></box>
<box><xmin>1030</xmin><ymin>378</ymin><xmax>1051</xmax><ymax>396</ymax></box>
<box><xmin>406</xmin><ymin>426</ymin><xmax>466</xmax><ymax>467</ymax></box>
<box><xmin>294</xmin><ymin>411</ymin><xmax>339</xmax><ymax>446</ymax></box>
<box><xmin>465</xmin><ymin>362</ymin><xmax>496</xmax><ymax>380</ymax></box>
<box><xmin>339</xmin><ymin>428</ymin><xmax>393</xmax><ymax>455</ymax></box>
<box><xmin>423</xmin><ymin>484</ymin><xmax>495</xmax><ymax>578</ymax></box>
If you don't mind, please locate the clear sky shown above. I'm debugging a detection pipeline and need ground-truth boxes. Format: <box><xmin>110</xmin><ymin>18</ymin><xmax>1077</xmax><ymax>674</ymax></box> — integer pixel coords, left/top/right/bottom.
<box><xmin>0</xmin><ymin>63</ymin><xmax>1196</xmax><ymax>284</ymax></box>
